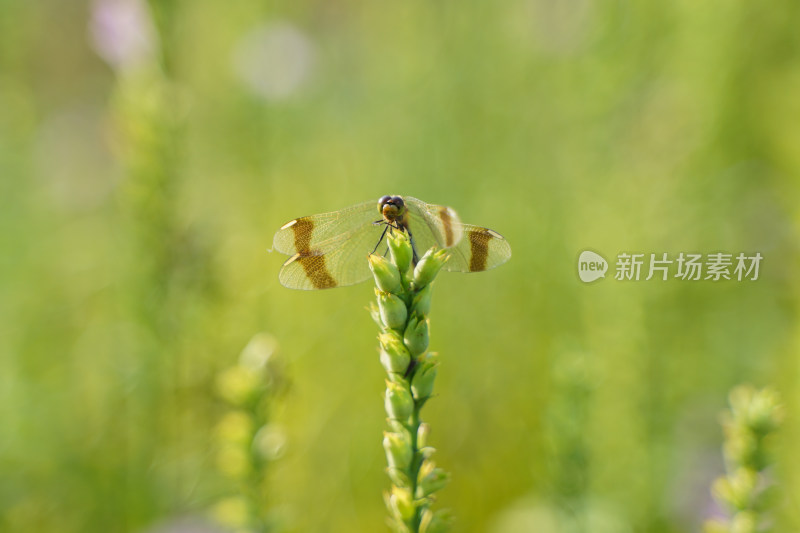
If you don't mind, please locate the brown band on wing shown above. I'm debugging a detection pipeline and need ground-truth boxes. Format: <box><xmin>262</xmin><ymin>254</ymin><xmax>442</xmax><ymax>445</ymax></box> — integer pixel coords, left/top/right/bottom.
<box><xmin>438</xmin><ymin>207</ymin><xmax>455</xmax><ymax>247</ymax></box>
<box><xmin>291</xmin><ymin>252</ymin><xmax>337</xmax><ymax>289</ymax></box>
<box><xmin>286</xmin><ymin>217</ymin><xmax>336</xmax><ymax>288</ymax></box>
<box><xmin>292</xmin><ymin>218</ymin><xmax>314</xmax><ymax>252</ymax></box>
<box><xmin>468</xmin><ymin>229</ymin><xmax>493</xmax><ymax>272</ymax></box>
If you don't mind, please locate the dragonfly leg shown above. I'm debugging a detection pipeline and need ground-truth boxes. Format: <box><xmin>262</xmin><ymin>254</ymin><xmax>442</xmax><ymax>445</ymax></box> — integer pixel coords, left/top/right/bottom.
<box><xmin>405</xmin><ymin>226</ymin><xmax>420</xmax><ymax>265</ymax></box>
<box><xmin>371</xmin><ymin>223</ymin><xmax>390</xmax><ymax>255</ymax></box>
<box><xmin>383</xmin><ymin>226</ymin><xmax>393</xmax><ymax>257</ymax></box>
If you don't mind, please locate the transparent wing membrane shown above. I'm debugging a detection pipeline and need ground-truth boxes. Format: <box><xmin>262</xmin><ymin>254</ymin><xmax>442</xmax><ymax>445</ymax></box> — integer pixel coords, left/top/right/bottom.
<box><xmin>403</xmin><ymin>197</ymin><xmax>463</xmax><ymax>259</ymax></box>
<box><xmin>443</xmin><ymin>224</ymin><xmax>512</xmax><ymax>272</ymax></box>
<box><xmin>273</xmin><ymin>201</ymin><xmax>377</xmax><ymax>255</ymax></box>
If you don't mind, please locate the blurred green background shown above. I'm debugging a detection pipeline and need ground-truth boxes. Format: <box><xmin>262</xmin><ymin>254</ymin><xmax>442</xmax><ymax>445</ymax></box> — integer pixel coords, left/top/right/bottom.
<box><xmin>1</xmin><ymin>1</ymin><xmax>799</xmax><ymax>532</ymax></box>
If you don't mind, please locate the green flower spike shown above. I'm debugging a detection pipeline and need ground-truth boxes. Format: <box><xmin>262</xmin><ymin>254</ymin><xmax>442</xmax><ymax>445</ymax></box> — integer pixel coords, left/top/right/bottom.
<box><xmin>368</xmin><ymin>231</ymin><xmax>452</xmax><ymax>533</ymax></box>
<box><xmin>704</xmin><ymin>385</ymin><xmax>783</xmax><ymax>533</ymax></box>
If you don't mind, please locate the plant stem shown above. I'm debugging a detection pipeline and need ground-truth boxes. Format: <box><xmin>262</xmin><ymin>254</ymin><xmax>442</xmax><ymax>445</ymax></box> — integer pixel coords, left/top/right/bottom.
<box><xmin>704</xmin><ymin>385</ymin><xmax>783</xmax><ymax>533</ymax></box>
<box><xmin>370</xmin><ymin>232</ymin><xmax>452</xmax><ymax>533</ymax></box>
<box><xmin>408</xmin><ymin>401</ymin><xmax>422</xmax><ymax>530</ymax></box>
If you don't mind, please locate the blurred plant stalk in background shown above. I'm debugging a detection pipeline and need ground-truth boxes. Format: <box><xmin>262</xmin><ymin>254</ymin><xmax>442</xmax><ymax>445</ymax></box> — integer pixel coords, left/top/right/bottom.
<box><xmin>704</xmin><ymin>386</ymin><xmax>783</xmax><ymax>533</ymax></box>
<box><xmin>91</xmin><ymin>0</ymin><xmax>219</xmax><ymax>527</ymax></box>
<box><xmin>213</xmin><ymin>333</ymin><xmax>288</xmax><ymax>533</ymax></box>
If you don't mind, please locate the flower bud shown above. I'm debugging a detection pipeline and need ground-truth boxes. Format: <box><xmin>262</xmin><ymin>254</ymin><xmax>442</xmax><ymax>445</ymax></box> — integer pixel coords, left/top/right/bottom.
<box><xmin>380</xmin><ymin>350</ymin><xmax>410</xmax><ymax>376</ymax></box>
<box><xmin>419</xmin><ymin>508</ymin><xmax>454</xmax><ymax>533</ymax></box>
<box><xmin>387</xmin><ymin>418</ymin><xmax>412</xmax><ymax>440</ymax></box>
<box><xmin>387</xmin><ymin>373</ymin><xmax>410</xmax><ymax>390</ymax></box>
<box><xmin>418</xmin><ymin>464</ymin><xmax>450</xmax><ymax>496</ymax></box>
<box><xmin>387</xmin><ymin>466</ymin><xmax>412</xmax><ymax>488</ymax></box>
<box><xmin>212</xmin><ymin>496</ymin><xmax>251</xmax><ymax>530</ymax></box>
<box><xmin>383</xmin><ymin>491</ymin><xmax>399</xmax><ymax>523</ymax></box>
<box><xmin>417</xmin><ymin>423</ymin><xmax>431</xmax><ymax>448</ymax></box>
<box><xmin>730</xmin><ymin>511</ymin><xmax>757</xmax><ymax>533</ymax></box>
<box><xmin>383</xmin><ymin>431</ymin><xmax>413</xmax><ymax>470</ymax></box>
<box><xmin>404</xmin><ymin>314</ymin><xmax>429</xmax><ymax>357</ymax></box>
<box><xmin>253</xmin><ymin>424</ymin><xmax>287</xmax><ymax>460</ymax></box>
<box><xmin>747</xmin><ymin>387</ymin><xmax>783</xmax><ymax>435</ymax></box>
<box><xmin>388</xmin><ymin>231</ymin><xmax>413</xmax><ymax>274</ymax></box>
<box><xmin>368</xmin><ymin>302</ymin><xmax>384</xmax><ymax>328</ymax></box>
<box><xmin>369</xmin><ymin>254</ymin><xmax>402</xmax><ymax>294</ymax></box>
<box><xmin>216</xmin><ymin>444</ymin><xmax>251</xmax><ymax>480</ymax></box>
<box><xmin>411</xmin><ymin>283</ymin><xmax>433</xmax><ymax>316</ymax></box>
<box><xmin>413</xmin><ymin>248</ymin><xmax>449</xmax><ymax>288</ymax></box>
<box><xmin>379</xmin><ymin>331</ymin><xmax>411</xmax><ymax>374</ymax></box>
<box><xmin>238</xmin><ymin>332</ymin><xmax>278</xmax><ymax>372</ymax></box>
<box><xmin>215</xmin><ymin>365</ymin><xmax>261</xmax><ymax>407</ymax></box>
<box><xmin>728</xmin><ymin>468</ymin><xmax>758</xmax><ymax>509</ymax></box>
<box><xmin>419</xmin><ymin>446</ymin><xmax>436</xmax><ymax>460</ymax></box>
<box><xmin>411</xmin><ymin>355</ymin><xmax>438</xmax><ymax>400</ymax></box>
<box><xmin>385</xmin><ymin>380</ymin><xmax>414</xmax><ymax>421</ymax></box>
<box><xmin>390</xmin><ymin>486</ymin><xmax>416</xmax><ymax>522</ymax></box>
<box><xmin>215</xmin><ymin>410</ymin><xmax>255</xmax><ymax>447</ymax></box>
<box><xmin>377</xmin><ymin>289</ymin><xmax>408</xmax><ymax>330</ymax></box>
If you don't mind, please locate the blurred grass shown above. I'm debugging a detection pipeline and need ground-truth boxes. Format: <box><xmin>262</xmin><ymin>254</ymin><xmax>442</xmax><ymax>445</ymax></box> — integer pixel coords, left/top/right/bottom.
<box><xmin>1</xmin><ymin>0</ymin><xmax>799</xmax><ymax>532</ymax></box>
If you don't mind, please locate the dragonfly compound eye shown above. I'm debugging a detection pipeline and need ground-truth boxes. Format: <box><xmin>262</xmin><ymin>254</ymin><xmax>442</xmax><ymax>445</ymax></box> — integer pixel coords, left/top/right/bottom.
<box><xmin>390</xmin><ymin>196</ymin><xmax>405</xmax><ymax>209</ymax></box>
<box><xmin>378</xmin><ymin>195</ymin><xmax>392</xmax><ymax>212</ymax></box>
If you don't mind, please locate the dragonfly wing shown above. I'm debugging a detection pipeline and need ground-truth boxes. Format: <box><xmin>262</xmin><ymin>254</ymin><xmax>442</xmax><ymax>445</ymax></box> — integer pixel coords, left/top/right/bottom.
<box><xmin>402</xmin><ymin>197</ymin><xmax>464</xmax><ymax>258</ymax></box>
<box><xmin>273</xmin><ymin>200</ymin><xmax>378</xmax><ymax>255</ymax></box>
<box><xmin>442</xmin><ymin>224</ymin><xmax>512</xmax><ymax>272</ymax></box>
<box><xmin>278</xmin><ymin>222</ymin><xmax>389</xmax><ymax>289</ymax></box>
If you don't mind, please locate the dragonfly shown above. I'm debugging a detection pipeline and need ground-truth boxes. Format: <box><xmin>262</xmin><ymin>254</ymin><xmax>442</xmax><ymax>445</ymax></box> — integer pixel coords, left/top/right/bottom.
<box><xmin>273</xmin><ymin>195</ymin><xmax>511</xmax><ymax>290</ymax></box>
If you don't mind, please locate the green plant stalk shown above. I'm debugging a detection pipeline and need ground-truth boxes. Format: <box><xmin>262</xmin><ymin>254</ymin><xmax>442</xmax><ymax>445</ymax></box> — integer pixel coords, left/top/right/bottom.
<box><xmin>213</xmin><ymin>333</ymin><xmax>287</xmax><ymax>533</ymax></box>
<box><xmin>704</xmin><ymin>385</ymin><xmax>783</xmax><ymax>533</ymax></box>
<box><xmin>370</xmin><ymin>232</ymin><xmax>452</xmax><ymax>533</ymax></box>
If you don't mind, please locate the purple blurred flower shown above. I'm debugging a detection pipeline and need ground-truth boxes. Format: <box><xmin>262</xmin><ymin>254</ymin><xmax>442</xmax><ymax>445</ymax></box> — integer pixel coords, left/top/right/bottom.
<box><xmin>89</xmin><ymin>0</ymin><xmax>157</xmax><ymax>72</ymax></box>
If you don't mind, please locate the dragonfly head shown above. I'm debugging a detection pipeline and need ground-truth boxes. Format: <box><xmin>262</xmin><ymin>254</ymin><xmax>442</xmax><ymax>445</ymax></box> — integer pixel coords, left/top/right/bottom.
<box><xmin>378</xmin><ymin>195</ymin><xmax>406</xmax><ymax>222</ymax></box>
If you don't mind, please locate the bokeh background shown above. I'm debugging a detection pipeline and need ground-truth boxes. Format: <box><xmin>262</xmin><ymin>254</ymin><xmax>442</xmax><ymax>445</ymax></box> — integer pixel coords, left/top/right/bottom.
<box><xmin>1</xmin><ymin>1</ymin><xmax>799</xmax><ymax>532</ymax></box>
